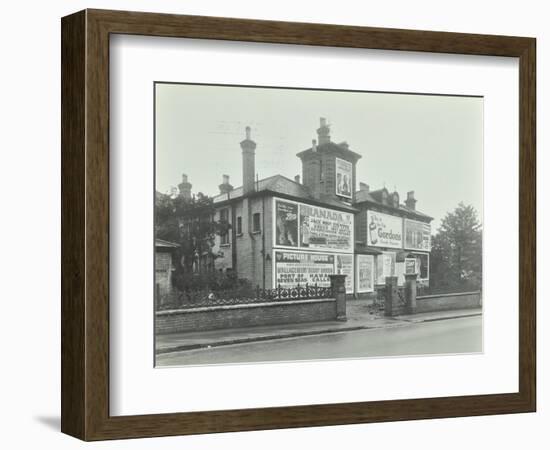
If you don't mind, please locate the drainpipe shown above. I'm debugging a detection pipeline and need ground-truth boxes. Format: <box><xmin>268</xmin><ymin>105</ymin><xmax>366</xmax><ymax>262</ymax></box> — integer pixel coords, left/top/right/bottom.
<box><xmin>262</xmin><ymin>196</ymin><xmax>266</xmax><ymax>289</ymax></box>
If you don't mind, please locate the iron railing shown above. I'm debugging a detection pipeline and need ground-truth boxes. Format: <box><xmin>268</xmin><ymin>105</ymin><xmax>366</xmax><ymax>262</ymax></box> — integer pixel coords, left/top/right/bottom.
<box><xmin>160</xmin><ymin>283</ymin><xmax>334</xmax><ymax>310</ymax></box>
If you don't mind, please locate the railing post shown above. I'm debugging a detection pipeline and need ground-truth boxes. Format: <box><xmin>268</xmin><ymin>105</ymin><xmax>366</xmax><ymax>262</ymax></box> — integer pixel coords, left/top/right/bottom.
<box><xmin>404</xmin><ymin>273</ymin><xmax>418</xmax><ymax>314</ymax></box>
<box><xmin>329</xmin><ymin>274</ymin><xmax>347</xmax><ymax>321</ymax></box>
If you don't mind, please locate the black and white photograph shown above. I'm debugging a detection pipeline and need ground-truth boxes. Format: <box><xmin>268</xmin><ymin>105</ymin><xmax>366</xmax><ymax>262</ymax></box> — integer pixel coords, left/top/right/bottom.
<box><xmin>154</xmin><ymin>82</ymin><xmax>483</xmax><ymax>367</ymax></box>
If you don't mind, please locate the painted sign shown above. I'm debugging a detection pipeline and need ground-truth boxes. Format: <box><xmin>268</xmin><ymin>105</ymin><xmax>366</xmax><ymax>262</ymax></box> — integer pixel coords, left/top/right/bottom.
<box><xmin>356</xmin><ymin>254</ymin><xmax>374</xmax><ymax>293</ymax></box>
<box><xmin>367</xmin><ymin>210</ymin><xmax>403</xmax><ymax>249</ymax></box>
<box><xmin>275</xmin><ymin>200</ymin><xmax>298</xmax><ymax>247</ymax></box>
<box><xmin>335</xmin><ymin>157</ymin><xmax>352</xmax><ymax>199</ymax></box>
<box><xmin>273</xmin><ymin>250</ymin><xmax>354</xmax><ymax>293</ymax></box>
<box><xmin>274</xmin><ymin>198</ymin><xmax>354</xmax><ymax>253</ymax></box>
<box><xmin>404</xmin><ymin>219</ymin><xmax>432</xmax><ymax>251</ymax></box>
<box><xmin>336</xmin><ymin>254</ymin><xmax>354</xmax><ymax>293</ymax></box>
<box><xmin>376</xmin><ymin>251</ymin><xmax>396</xmax><ymax>285</ymax></box>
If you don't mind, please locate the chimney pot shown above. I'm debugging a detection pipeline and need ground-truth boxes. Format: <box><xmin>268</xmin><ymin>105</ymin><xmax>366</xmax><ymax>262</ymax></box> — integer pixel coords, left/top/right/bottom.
<box><xmin>317</xmin><ymin>117</ymin><xmax>331</xmax><ymax>144</ymax></box>
<box><xmin>245</xmin><ymin>126</ymin><xmax>251</xmax><ymax>140</ymax></box>
<box><xmin>222</xmin><ymin>174</ymin><xmax>230</xmax><ymax>184</ymax></box>
<box><xmin>294</xmin><ymin>175</ymin><xmax>300</xmax><ymax>184</ymax></box>
<box><xmin>312</xmin><ymin>139</ymin><xmax>317</xmax><ymax>152</ymax></box>
<box><xmin>405</xmin><ymin>191</ymin><xmax>417</xmax><ymax>210</ymax></box>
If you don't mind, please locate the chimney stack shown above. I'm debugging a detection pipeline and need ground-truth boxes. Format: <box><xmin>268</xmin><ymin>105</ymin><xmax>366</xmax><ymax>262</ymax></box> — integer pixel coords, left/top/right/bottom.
<box><xmin>178</xmin><ymin>173</ymin><xmax>192</xmax><ymax>200</ymax></box>
<box><xmin>317</xmin><ymin>117</ymin><xmax>331</xmax><ymax>145</ymax></box>
<box><xmin>294</xmin><ymin>174</ymin><xmax>301</xmax><ymax>184</ymax></box>
<box><xmin>240</xmin><ymin>126</ymin><xmax>256</xmax><ymax>195</ymax></box>
<box><xmin>359</xmin><ymin>182</ymin><xmax>369</xmax><ymax>192</ymax></box>
<box><xmin>405</xmin><ymin>191</ymin><xmax>417</xmax><ymax>210</ymax></box>
<box><xmin>219</xmin><ymin>174</ymin><xmax>233</xmax><ymax>195</ymax></box>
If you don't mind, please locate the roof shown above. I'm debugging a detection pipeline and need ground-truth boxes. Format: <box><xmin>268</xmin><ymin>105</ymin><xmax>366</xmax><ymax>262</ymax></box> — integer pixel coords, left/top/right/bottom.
<box><xmin>355</xmin><ymin>188</ymin><xmax>433</xmax><ymax>221</ymax></box>
<box><xmin>155</xmin><ymin>238</ymin><xmax>179</xmax><ymax>249</ymax></box>
<box><xmin>213</xmin><ymin>174</ymin><xmax>357</xmax><ymax>213</ymax></box>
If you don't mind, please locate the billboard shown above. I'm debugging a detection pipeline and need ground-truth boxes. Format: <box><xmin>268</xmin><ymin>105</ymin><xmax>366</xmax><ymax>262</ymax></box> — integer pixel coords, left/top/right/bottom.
<box><xmin>335</xmin><ymin>254</ymin><xmax>354</xmax><ymax>293</ymax></box>
<box><xmin>274</xmin><ymin>251</ymin><xmax>334</xmax><ymax>288</ymax></box>
<box><xmin>367</xmin><ymin>210</ymin><xmax>403</xmax><ymax>249</ymax></box>
<box><xmin>274</xmin><ymin>198</ymin><xmax>353</xmax><ymax>253</ymax></box>
<box><xmin>335</xmin><ymin>157</ymin><xmax>352</xmax><ymax>199</ymax></box>
<box><xmin>376</xmin><ymin>251</ymin><xmax>396</xmax><ymax>285</ymax></box>
<box><xmin>356</xmin><ymin>254</ymin><xmax>374</xmax><ymax>293</ymax></box>
<box><xmin>273</xmin><ymin>251</ymin><xmax>354</xmax><ymax>293</ymax></box>
<box><xmin>404</xmin><ymin>219</ymin><xmax>432</xmax><ymax>251</ymax></box>
<box><xmin>274</xmin><ymin>200</ymin><xmax>298</xmax><ymax>247</ymax></box>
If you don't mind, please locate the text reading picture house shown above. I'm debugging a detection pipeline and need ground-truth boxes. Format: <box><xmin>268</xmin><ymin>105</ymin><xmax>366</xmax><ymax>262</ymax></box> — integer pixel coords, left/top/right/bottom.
<box><xmin>159</xmin><ymin>118</ymin><xmax>432</xmax><ymax>300</ymax></box>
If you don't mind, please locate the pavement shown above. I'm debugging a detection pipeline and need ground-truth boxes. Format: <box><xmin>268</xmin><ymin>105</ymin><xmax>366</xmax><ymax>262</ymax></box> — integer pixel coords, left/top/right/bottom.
<box><xmin>156</xmin><ymin>300</ymin><xmax>482</xmax><ymax>355</ymax></box>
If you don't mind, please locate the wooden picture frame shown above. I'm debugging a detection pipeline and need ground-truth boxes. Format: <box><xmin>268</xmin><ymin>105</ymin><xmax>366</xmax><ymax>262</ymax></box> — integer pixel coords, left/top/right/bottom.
<box><xmin>61</xmin><ymin>9</ymin><xmax>536</xmax><ymax>441</ymax></box>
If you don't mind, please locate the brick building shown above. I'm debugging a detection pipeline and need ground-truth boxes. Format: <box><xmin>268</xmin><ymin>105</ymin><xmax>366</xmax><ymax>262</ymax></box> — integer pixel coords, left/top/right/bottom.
<box><xmin>171</xmin><ymin>118</ymin><xmax>433</xmax><ymax>297</ymax></box>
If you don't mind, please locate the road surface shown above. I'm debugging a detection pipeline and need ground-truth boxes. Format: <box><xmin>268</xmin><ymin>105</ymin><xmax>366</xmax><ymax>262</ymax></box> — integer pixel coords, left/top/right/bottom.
<box><xmin>156</xmin><ymin>315</ymin><xmax>482</xmax><ymax>367</ymax></box>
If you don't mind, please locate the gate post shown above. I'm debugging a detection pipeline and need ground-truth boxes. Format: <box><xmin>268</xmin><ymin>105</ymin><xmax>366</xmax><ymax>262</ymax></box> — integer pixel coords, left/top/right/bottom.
<box><xmin>384</xmin><ymin>276</ymin><xmax>399</xmax><ymax>317</ymax></box>
<box><xmin>404</xmin><ymin>273</ymin><xmax>418</xmax><ymax>314</ymax></box>
<box><xmin>329</xmin><ymin>274</ymin><xmax>347</xmax><ymax>321</ymax></box>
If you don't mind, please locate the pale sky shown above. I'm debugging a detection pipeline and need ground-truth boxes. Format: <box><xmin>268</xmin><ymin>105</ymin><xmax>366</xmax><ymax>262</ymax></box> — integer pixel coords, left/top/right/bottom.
<box><xmin>155</xmin><ymin>83</ymin><xmax>483</xmax><ymax>230</ymax></box>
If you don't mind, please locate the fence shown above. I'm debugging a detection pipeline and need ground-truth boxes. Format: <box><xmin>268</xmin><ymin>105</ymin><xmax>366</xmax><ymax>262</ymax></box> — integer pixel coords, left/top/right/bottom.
<box><xmin>158</xmin><ymin>283</ymin><xmax>333</xmax><ymax>310</ymax></box>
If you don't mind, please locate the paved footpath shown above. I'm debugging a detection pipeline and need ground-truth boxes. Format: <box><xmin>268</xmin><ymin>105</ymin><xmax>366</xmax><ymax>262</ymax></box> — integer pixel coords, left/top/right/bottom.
<box><xmin>155</xmin><ymin>300</ymin><xmax>482</xmax><ymax>355</ymax></box>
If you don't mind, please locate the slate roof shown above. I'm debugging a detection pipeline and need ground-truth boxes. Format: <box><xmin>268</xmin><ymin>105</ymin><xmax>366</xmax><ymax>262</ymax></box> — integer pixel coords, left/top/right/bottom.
<box><xmin>213</xmin><ymin>174</ymin><xmax>357</xmax><ymax>212</ymax></box>
<box><xmin>355</xmin><ymin>188</ymin><xmax>433</xmax><ymax>221</ymax></box>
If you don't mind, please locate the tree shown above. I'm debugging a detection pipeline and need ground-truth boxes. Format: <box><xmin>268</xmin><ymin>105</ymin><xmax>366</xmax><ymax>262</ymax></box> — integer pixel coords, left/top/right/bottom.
<box><xmin>430</xmin><ymin>203</ymin><xmax>482</xmax><ymax>292</ymax></box>
<box><xmin>155</xmin><ymin>191</ymin><xmax>231</xmax><ymax>284</ymax></box>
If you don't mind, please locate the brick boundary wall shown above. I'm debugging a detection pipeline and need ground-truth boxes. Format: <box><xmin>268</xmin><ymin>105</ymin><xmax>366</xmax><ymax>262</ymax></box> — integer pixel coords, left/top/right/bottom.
<box><xmin>415</xmin><ymin>291</ymin><xmax>482</xmax><ymax>313</ymax></box>
<box><xmin>156</xmin><ymin>298</ymin><xmax>337</xmax><ymax>334</ymax></box>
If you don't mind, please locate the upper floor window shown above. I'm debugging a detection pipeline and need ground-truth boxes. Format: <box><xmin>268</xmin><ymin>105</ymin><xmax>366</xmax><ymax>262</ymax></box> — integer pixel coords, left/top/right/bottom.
<box><xmin>236</xmin><ymin>216</ymin><xmax>242</xmax><ymax>235</ymax></box>
<box><xmin>219</xmin><ymin>209</ymin><xmax>229</xmax><ymax>245</ymax></box>
<box><xmin>252</xmin><ymin>213</ymin><xmax>261</xmax><ymax>233</ymax></box>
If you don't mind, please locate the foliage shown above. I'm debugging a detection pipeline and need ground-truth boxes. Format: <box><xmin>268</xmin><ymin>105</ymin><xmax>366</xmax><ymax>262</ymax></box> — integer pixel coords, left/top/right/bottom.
<box><xmin>430</xmin><ymin>203</ymin><xmax>482</xmax><ymax>293</ymax></box>
<box><xmin>155</xmin><ymin>191</ymin><xmax>231</xmax><ymax>280</ymax></box>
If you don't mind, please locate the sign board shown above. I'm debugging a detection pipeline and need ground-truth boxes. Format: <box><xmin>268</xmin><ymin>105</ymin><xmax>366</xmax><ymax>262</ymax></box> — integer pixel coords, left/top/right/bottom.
<box><xmin>367</xmin><ymin>210</ymin><xmax>403</xmax><ymax>249</ymax></box>
<box><xmin>335</xmin><ymin>254</ymin><xmax>354</xmax><ymax>293</ymax></box>
<box><xmin>356</xmin><ymin>254</ymin><xmax>374</xmax><ymax>293</ymax></box>
<box><xmin>274</xmin><ymin>200</ymin><xmax>298</xmax><ymax>247</ymax></box>
<box><xmin>335</xmin><ymin>157</ymin><xmax>352</xmax><ymax>199</ymax></box>
<box><xmin>404</xmin><ymin>219</ymin><xmax>432</xmax><ymax>251</ymax></box>
<box><xmin>273</xmin><ymin>250</ymin><xmax>354</xmax><ymax>293</ymax></box>
<box><xmin>274</xmin><ymin>198</ymin><xmax>354</xmax><ymax>253</ymax></box>
<box><xmin>405</xmin><ymin>258</ymin><xmax>417</xmax><ymax>275</ymax></box>
<box><xmin>376</xmin><ymin>251</ymin><xmax>396</xmax><ymax>285</ymax></box>
<box><xmin>274</xmin><ymin>251</ymin><xmax>334</xmax><ymax>288</ymax></box>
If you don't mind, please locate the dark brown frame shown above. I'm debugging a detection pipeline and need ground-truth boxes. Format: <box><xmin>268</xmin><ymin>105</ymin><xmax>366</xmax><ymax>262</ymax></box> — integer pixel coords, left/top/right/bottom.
<box><xmin>61</xmin><ymin>9</ymin><xmax>536</xmax><ymax>441</ymax></box>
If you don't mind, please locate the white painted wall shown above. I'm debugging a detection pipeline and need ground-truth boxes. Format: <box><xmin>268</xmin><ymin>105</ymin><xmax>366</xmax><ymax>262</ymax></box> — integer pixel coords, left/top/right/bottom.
<box><xmin>0</xmin><ymin>1</ymin><xmax>546</xmax><ymax>449</ymax></box>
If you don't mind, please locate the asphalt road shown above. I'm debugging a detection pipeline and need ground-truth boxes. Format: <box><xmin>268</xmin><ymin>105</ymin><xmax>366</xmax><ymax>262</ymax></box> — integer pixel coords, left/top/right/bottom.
<box><xmin>156</xmin><ymin>315</ymin><xmax>482</xmax><ymax>367</ymax></box>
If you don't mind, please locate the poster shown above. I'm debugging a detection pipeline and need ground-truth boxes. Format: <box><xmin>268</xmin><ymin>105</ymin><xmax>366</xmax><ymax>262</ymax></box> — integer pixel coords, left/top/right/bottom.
<box><xmin>275</xmin><ymin>200</ymin><xmax>298</xmax><ymax>247</ymax></box>
<box><xmin>335</xmin><ymin>254</ymin><xmax>354</xmax><ymax>293</ymax></box>
<box><xmin>404</xmin><ymin>219</ymin><xmax>432</xmax><ymax>251</ymax></box>
<box><xmin>367</xmin><ymin>210</ymin><xmax>403</xmax><ymax>249</ymax></box>
<box><xmin>356</xmin><ymin>254</ymin><xmax>374</xmax><ymax>293</ymax></box>
<box><xmin>298</xmin><ymin>203</ymin><xmax>353</xmax><ymax>252</ymax></box>
<box><xmin>405</xmin><ymin>258</ymin><xmax>417</xmax><ymax>274</ymax></box>
<box><xmin>376</xmin><ymin>251</ymin><xmax>396</xmax><ymax>285</ymax></box>
<box><xmin>335</xmin><ymin>157</ymin><xmax>352</xmax><ymax>199</ymax></box>
<box><xmin>274</xmin><ymin>251</ymin><xmax>334</xmax><ymax>288</ymax></box>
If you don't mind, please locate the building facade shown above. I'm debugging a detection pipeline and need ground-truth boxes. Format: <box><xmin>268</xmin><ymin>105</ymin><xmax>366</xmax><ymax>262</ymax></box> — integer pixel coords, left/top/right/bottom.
<box><xmin>171</xmin><ymin>118</ymin><xmax>433</xmax><ymax>298</ymax></box>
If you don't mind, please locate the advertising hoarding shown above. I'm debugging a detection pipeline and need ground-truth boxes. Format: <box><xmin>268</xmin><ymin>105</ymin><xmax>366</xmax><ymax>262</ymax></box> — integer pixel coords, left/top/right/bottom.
<box><xmin>274</xmin><ymin>198</ymin><xmax>353</xmax><ymax>253</ymax></box>
<box><xmin>274</xmin><ymin>200</ymin><xmax>298</xmax><ymax>247</ymax></box>
<box><xmin>367</xmin><ymin>210</ymin><xmax>403</xmax><ymax>249</ymax></box>
<box><xmin>335</xmin><ymin>157</ymin><xmax>352</xmax><ymax>199</ymax></box>
<box><xmin>356</xmin><ymin>254</ymin><xmax>374</xmax><ymax>293</ymax></box>
<box><xmin>274</xmin><ymin>250</ymin><xmax>354</xmax><ymax>293</ymax></box>
<box><xmin>335</xmin><ymin>254</ymin><xmax>354</xmax><ymax>293</ymax></box>
<box><xmin>404</xmin><ymin>219</ymin><xmax>432</xmax><ymax>251</ymax></box>
<box><xmin>376</xmin><ymin>251</ymin><xmax>396</xmax><ymax>285</ymax></box>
